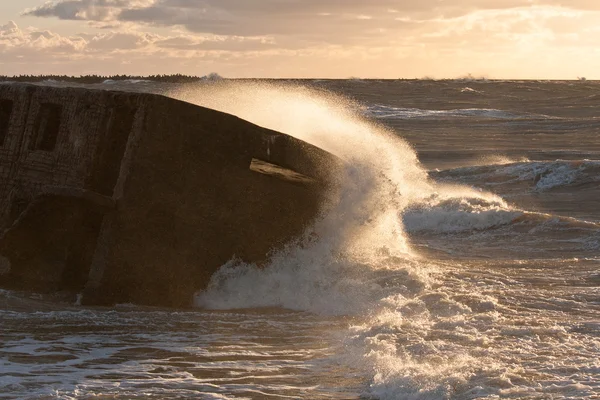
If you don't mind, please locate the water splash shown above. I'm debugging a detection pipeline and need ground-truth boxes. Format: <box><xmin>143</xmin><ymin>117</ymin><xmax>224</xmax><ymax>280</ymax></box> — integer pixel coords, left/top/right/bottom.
<box><xmin>170</xmin><ymin>80</ymin><xmax>440</xmax><ymax>256</ymax></box>
<box><xmin>167</xmin><ymin>82</ymin><xmax>505</xmax><ymax>398</ymax></box>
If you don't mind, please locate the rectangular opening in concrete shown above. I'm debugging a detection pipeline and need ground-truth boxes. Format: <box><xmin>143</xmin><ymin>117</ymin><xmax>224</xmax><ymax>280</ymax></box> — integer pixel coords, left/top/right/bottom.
<box><xmin>31</xmin><ymin>103</ymin><xmax>62</xmax><ymax>151</ymax></box>
<box><xmin>250</xmin><ymin>158</ymin><xmax>315</xmax><ymax>185</ymax></box>
<box><xmin>0</xmin><ymin>99</ymin><xmax>13</xmax><ymax>147</ymax></box>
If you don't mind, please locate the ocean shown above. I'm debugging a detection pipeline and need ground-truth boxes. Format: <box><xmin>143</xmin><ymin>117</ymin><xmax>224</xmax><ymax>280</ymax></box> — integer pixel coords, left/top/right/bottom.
<box><xmin>1</xmin><ymin>79</ymin><xmax>599</xmax><ymax>399</ymax></box>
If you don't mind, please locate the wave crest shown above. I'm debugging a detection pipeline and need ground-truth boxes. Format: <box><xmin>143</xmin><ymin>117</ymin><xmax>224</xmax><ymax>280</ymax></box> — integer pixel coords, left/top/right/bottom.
<box><xmin>434</xmin><ymin>159</ymin><xmax>600</xmax><ymax>191</ymax></box>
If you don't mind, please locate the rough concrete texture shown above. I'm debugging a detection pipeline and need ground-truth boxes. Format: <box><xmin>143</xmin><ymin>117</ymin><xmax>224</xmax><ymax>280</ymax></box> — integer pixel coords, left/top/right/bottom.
<box><xmin>0</xmin><ymin>84</ymin><xmax>339</xmax><ymax>307</ymax></box>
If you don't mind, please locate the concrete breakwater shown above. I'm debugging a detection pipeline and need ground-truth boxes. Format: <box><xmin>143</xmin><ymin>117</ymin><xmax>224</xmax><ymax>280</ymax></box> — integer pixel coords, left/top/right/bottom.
<box><xmin>0</xmin><ymin>84</ymin><xmax>339</xmax><ymax>307</ymax></box>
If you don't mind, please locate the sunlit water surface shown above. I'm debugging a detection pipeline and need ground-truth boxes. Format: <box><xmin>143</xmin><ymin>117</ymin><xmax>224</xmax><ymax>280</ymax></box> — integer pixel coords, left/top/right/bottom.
<box><xmin>1</xmin><ymin>79</ymin><xmax>599</xmax><ymax>399</ymax></box>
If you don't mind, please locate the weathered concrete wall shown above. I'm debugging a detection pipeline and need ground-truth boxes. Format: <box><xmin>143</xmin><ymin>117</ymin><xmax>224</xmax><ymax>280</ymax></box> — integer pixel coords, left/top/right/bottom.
<box><xmin>0</xmin><ymin>84</ymin><xmax>145</xmax><ymax>230</ymax></box>
<box><xmin>0</xmin><ymin>190</ymin><xmax>112</xmax><ymax>292</ymax></box>
<box><xmin>83</xmin><ymin>95</ymin><xmax>339</xmax><ymax>307</ymax></box>
<box><xmin>0</xmin><ymin>84</ymin><xmax>146</xmax><ymax>296</ymax></box>
<box><xmin>0</xmin><ymin>84</ymin><xmax>339</xmax><ymax>307</ymax></box>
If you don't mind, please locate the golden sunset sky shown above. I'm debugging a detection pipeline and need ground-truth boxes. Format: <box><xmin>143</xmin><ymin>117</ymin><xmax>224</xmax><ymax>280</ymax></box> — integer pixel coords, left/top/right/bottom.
<box><xmin>1</xmin><ymin>0</ymin><xmax>598</xmax><ymax>78</ymax></box>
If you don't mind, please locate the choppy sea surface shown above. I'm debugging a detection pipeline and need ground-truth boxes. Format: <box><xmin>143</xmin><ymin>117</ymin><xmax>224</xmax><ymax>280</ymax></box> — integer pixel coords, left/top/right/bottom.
<box><xmin>1</xmin><ymin>79</ymin><xmax>599</xmax><ymax>399</ymax></box>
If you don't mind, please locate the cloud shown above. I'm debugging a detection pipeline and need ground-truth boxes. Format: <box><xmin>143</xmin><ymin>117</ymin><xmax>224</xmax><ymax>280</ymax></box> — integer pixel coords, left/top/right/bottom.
<box><xmin>7</xmin><ymin>1</ymin><xmax>600</xmax><ymax>78</ymax></box>
<box><xmin>20</xmin><ymin>0</ymin><xmax>600</xmax><ymax>49</ymax></box>
<box><xmin>0</xmin><ymin>20</ymin><xmax>278</xmax><ymax>65</ymax></box>
<box><xmin>0</xmin><ymin>20</ymin><xmax>86</xmax><ymax>56</ymax></box>
<box><xmin>22</xmin><ymin>0</ymin><xmax>135</xmax><ymax>21</ymax></box>
<box><xmin>22</xmin><ymin>0</ymin><xmax>417</xmax><ymax>42</ymax></box>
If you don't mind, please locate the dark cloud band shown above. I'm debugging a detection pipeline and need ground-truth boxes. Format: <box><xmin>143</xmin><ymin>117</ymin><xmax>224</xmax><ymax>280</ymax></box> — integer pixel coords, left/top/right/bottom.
<box><xmin>24</xmin><ymin>0</ymin><xmax>599</xmax><ymax>38</ymax></box>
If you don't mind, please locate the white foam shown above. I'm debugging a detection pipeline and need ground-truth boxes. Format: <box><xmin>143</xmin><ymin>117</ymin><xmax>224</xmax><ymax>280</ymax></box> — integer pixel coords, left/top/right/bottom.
<box><xmin>437</xmin><ymin>159</ymin><xmax>600</xmax><ymax>191</ymax></box>
<box><xmin>1</xmin><ymin>305</ymin><xmax>346</xmax><ymax>399</ymax></box>
<box><xmin>403</xmin><ymin>195</ymin><xmax>522</xmax><ymax>233</ymax></box>
<box><xmin>363</xmin><ymin>104</ymin><xmax>553</xmax><ymax>120</ymax></box>
<box><xmin>460</xmin><ymin>86</ymin><xmax>484</xmax><ymax>94</ymax></box>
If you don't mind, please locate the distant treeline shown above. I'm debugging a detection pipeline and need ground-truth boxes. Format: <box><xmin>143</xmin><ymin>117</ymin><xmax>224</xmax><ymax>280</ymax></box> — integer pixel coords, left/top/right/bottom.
<box><xmin>0</xmin><ymin>74</ymin><xmax>208</xmax><ymax>83</ymax></box>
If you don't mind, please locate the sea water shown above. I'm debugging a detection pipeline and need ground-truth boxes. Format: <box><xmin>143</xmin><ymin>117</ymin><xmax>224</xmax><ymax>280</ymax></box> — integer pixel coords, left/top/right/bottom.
<box><xmin>1</xmin><ymin>79</ymin><xmax>599</xmax><ymax>399</ymax></box>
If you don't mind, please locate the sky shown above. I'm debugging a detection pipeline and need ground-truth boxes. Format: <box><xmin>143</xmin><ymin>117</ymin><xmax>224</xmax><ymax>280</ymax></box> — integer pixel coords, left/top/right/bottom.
<box><xmin>0</xmin><ymin>0</ymin><xmax>599</xmax><ymax>78</ymax></box>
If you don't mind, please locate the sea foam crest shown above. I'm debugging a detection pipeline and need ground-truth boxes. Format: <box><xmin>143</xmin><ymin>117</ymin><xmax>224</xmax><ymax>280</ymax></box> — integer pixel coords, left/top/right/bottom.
<box><xmin>364</xmin><ymin>104</ymin><xmax>556</xmax><ymax>120</ymax></box>
<box><xmin>403</xmin><ymin>193</ymin><xmax>521</xmax><ymax>233</ymax></box>
<box><xmin>435</xmin><ymin>159</ymin><xmax>600</xmax><ymax>191</ymax></box>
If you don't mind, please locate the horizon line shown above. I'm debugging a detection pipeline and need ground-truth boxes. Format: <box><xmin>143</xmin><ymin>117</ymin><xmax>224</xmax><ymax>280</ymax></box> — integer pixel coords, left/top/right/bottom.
<box><xmin>0</xmin><ymin>75</ymin><xmax>596</xmax><ymax>82</ymax></box>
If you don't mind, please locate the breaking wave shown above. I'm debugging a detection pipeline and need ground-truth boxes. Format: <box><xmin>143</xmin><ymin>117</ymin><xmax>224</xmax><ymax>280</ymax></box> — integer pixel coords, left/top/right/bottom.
<box><xmin>404</xmin><ymin>197</ymin><xmax>600</xmax><ymax>235</ymax></box>
<box><xmin>162</xmin><ymin>82</ymin><xmax>540</xmax><ymax>398</ymax></box>
<box><xmin>433</xmin><ymin>159</ymin><xmax>600</xmax><ymax>191</ymax></box>
<box><xmin>403</xmin><ymin>195</ymin><xmax>521</xmax><ymax>233</ymax></box>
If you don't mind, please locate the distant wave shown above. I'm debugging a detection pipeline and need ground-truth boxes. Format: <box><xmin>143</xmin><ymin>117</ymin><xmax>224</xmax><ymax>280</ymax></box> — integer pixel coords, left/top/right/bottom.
<box><xmin>433</xmin><ymin>159</ymin><xmax>600</xmax><ymax>191</ymax></box>
<box><xmin>460</xmin><ymin>86</ymin><xmax>484</xmax><ymax>94</ymax></box>
<box><xmin>363</xmin><ymin>105</ymin><xmax>556</xmax><ymax>120</ymax></box>
<box><xmin>402</xmin><ymin>189</ymin><xmax>600</xmax><ymax>262</ymax></box>
<box><xmin>404</xmin><ymin>195</ymin><xmax>521</xmax><ymax>233</ymax></box>
<box><xmin>404</xmin><ymin>194</ymin><xmax>599</xmax><ymax>235</ymax></box>
<box><xmin>102</xmin><ymin>79</ymin><xmax>152</xmax><ymax>84</ymax></box>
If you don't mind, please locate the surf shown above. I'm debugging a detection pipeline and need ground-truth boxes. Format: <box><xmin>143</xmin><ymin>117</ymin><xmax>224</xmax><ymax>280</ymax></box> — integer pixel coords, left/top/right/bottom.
<box><xmin>163</xmin><ymin>82</ymin><xmax>517</xmax><ymax>398</ymax></box>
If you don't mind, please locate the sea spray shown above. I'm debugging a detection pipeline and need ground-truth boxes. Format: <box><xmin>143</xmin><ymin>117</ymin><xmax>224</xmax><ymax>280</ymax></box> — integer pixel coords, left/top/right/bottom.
<box><xmin>170</xmin><ymin>82</ymin><xmax>504</xmax><ymax>398</ymax></box>
<box><xmin>172</xmin><ymin>81</ymin><xmax>431</xmax><ymax>309</ymax></box>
